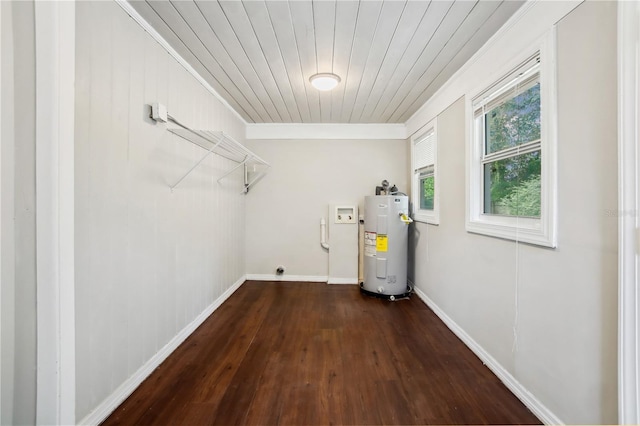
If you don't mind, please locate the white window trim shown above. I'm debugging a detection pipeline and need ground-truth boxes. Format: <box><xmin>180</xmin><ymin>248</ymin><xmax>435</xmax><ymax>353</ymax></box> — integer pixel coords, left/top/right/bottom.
<box><xmin>466</xmin><ymin>28</ymin><xmax>557</xmax><ymax>248</ymax></box>
<box><xmin>35</xmin><ymin>2</ymin><xmax>76</xmax><ymax>424</ymax></box>
<box><xmin>618</xmin><ymin>0</ymin><xmax>640</xmax><ymax>422</ymax></box>
<box><xmin>411</xmin><ymin>118</ymin><xmax>439</xmax><ymax>224</ymax></box>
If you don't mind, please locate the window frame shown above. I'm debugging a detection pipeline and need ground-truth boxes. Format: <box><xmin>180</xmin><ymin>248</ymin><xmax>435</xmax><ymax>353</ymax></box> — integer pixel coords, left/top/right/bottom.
<box><xmin>412</xmin><ymin>118</ymin><xmax>439</xmax><ymax>224</ymax></box>
<box><xmin>466</xmin><ymin>30</ymin><xmax>557</xmax><ymax>247</ymax></box>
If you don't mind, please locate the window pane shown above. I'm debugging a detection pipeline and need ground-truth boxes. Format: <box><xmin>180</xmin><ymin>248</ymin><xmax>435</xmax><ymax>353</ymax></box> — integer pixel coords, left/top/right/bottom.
<box><xmin>485</xmin><ymin>82</ymin><xmax>540</xmax><ymax>154</ymax></box>
<box><xmin>420</xmin><ymin>175</ymin><xmax>434</xmax><ymax>210</ymax></box>
<box><xmin>414</xmin><ymin>130</ymin><xmax>435</xmax><ymax>171</ymax></box>
<box><xmin>483</xmin><ymin>151</ymin><xmax>541</xmax><ymax>217</ymax></box>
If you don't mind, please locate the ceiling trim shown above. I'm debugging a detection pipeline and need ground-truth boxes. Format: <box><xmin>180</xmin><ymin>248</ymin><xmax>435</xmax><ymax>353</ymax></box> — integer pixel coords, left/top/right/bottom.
<box><xmin>245</xmin><ymin>123</ymin><xmax>407</xmax><ymax>140</ymax></box>
<box><xmin>114</xmin><ymin>0</ymin><xmax>248</xmax><ymax>125</ymax></box>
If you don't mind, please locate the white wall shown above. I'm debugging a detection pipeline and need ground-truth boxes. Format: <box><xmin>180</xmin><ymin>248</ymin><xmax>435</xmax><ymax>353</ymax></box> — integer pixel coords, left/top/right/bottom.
<box><xmin>245</xmin><ymin>138</ymin><xmax>407</xmax><ymax>279</ymax></box>
<box><xmin>0</xmin><ymin>3</ymin><xmax>16</xmax><ymax>423</ymax></box>
<box><xmin>74</xmin><ymin>1</ymin><xmax>247</xmax><ymax>421</ymax></box>
<box><xmin>408</xmin><ymin>1</ymin><xmax>617</xmax><ymax>423</ymax></box>
<box><xmin>1</xmin><ymin>2</ymin><xmax>38</xmax><ymax>424</ymax></box>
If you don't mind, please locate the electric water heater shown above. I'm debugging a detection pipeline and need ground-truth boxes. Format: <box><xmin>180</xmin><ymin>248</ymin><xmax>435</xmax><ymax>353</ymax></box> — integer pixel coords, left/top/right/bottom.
<box><xmin>361</xmin><ymin>195</ymin><xmax>412</xmax><ymax>300</ymax></box>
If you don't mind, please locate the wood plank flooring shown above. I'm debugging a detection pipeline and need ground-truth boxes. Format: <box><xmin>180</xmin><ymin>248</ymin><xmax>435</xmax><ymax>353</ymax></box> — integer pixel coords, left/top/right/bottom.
<box><xmin>103</xmin><ymin>281</ymin><xmax>540</xmax><ymax>425</ymax></box>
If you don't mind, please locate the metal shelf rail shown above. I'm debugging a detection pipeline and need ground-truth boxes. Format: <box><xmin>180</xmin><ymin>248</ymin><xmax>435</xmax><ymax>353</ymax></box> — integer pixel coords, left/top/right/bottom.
<box><xmin>164</xmin><ymin>113</ymin><xmax>269</xmax><ymax>193</ymax></box>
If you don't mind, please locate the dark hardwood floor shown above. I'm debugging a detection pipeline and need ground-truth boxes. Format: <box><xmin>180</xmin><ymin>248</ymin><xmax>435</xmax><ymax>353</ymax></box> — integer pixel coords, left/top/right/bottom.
<box><xmin>103</xmin><ymin>281</ymin><xmax>540</xmax><ymax>425</ymax></box>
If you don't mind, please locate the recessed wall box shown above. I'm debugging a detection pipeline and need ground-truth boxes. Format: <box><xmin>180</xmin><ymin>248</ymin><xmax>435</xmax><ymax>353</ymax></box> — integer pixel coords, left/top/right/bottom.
<box><xmin>335</xmin><ymin>206</ymin><xmax>357</xmax><ymax>224</ymax></box>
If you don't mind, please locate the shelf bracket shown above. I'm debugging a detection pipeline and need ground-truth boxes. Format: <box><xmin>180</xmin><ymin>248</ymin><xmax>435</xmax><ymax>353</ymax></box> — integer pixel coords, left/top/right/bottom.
<box><xmin>217</xmin><ymin>155</ymin><xmax>249</xmax><ymax>183</ymax></box>
<box><xmin>241</xmin><ymin>165</ymin><xmax>270</xmax><ymax>194</ymax></box>
<box><xmin>155</xmin><ymin>109</ymin><xmax>270</xmax><ymax>193</ymax></box>
<box><xmin>170</xmin><ymin>138</ymin><xmax>223</xmax><ymax>190</ymax></box>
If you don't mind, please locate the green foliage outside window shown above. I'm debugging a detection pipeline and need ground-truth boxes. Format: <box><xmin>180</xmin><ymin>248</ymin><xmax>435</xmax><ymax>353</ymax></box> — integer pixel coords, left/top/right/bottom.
<box><xmin>497</xmin><ymin>175</ymin><xmax>541</xmax><ymax>217</ymax></box>
<box><xmin>483</xmin><ymin>83</ymin><xmax>541</xmax><ymax>217</ymax></box>
<box><xmin>420</xmin><ymin>175</ymin><xmax>434</xmax><ymax>210</ymax></box>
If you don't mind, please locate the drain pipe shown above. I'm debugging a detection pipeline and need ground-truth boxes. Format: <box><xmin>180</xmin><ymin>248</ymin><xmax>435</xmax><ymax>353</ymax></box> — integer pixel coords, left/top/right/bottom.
<box><xmin>320</xmin><ymin>218</ymin><xmax>330</xmax><ymax>250</ymax></box>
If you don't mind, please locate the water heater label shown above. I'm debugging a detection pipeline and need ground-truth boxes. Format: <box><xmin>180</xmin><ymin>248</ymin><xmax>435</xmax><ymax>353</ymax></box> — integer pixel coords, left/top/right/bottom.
<box><xmin>376</xmin><ymin>235</ymin><xmax>388</xmax><ymax>252</ymax></box>
<box><xmin>364</xmin><ymin>231</ymin><xmax>377</xmax><ymax>257</ymax></box>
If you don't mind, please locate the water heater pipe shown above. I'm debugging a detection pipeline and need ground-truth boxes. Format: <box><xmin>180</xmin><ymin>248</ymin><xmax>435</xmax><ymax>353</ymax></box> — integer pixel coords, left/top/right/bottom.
<box><xmin>320</xmin><ymin>218</ymin><xmax>330</xmax><ymax>250</ymax></box>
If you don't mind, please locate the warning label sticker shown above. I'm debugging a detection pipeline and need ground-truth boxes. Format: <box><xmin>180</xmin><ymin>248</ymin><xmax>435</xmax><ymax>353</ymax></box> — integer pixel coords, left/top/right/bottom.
<box><xmin>364</xmin><ymin>231</ymin><xmax>377</xmax><ymax>257</ymax></box>
<box><xmin>376</xmin><ymin>235</ymin><xmax>388</xmax><ymax>252</ymax></box>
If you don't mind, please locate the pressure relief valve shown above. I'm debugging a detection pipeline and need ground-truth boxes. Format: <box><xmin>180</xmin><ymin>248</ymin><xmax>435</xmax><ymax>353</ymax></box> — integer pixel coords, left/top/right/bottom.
<box><xmin>400</xmin><ymin>213</ymin><xmax>413</xmax><ymax>224</ymax></box>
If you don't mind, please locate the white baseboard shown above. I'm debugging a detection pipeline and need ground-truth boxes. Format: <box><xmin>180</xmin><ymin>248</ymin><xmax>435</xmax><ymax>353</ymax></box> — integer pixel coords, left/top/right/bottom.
<box><xmin>78</xmin><ymin>275</ymin><xmax>247</xmax><ymax>426</ymax></box>
<box><xmin>246</xmin><ymin>273</ymin><xmax>328</xmax><ymax>283</ymax></box>
<box><xmin>327</xmin><ymin>277</ymin><xmax>358</xmax><ymax>284</ymax></box>
<box><xmin>412</xmin><ymin>285</ymin><xmax>563</xmax><ymax>425</ymax></box>
<box><xmin>246</xmin><ymin>274</ymin><xmax>357</xmax><ymax>284</ymax></box>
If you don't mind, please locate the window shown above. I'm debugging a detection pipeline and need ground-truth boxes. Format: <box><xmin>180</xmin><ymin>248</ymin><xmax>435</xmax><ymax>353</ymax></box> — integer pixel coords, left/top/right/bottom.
<box><xmin>480</xmin><ymin>57</ymin><xmax>541</xmax><ymax>217</ymax></box>
<box><xmin>467</xmin><ymin>32</ymin><xmax>557</xmax><ymax>247</ymax></box>
<box><xmin>419</xmin><ymin>167</ymin><xmax>435</xmax><ymax>210</ymax></box>
<box><xmin>412</xmin><ymin>119</ymin><xmax>438</xmax><ymax>224</ymax></box>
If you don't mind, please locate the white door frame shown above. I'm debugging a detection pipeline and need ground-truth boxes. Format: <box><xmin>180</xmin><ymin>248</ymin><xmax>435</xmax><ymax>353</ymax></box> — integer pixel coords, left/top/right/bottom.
<box><xmin>618</xmin><ymin>1</ymin><xmax>640</xmax><ymax>424</ymax></box>
<box><xmin>0</xmin><ymin>2</ymin><xmax>4</xmax><ymax>421</ymax></box>
<box><xmin>34</xmin><ymin>2</ymin><xmax>75</xmax><ymax>424</ymax></box>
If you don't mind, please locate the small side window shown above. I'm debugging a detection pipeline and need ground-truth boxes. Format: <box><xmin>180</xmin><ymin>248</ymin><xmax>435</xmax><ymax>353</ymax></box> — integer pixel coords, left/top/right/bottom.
<box><xmin>412</xmin><ymin>120</ymin><xmax>438</xmax><ymax>224</ymax></box>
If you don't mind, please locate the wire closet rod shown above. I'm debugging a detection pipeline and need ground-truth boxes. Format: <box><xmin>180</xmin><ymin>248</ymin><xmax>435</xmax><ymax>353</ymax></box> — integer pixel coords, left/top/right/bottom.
<box><xmin>161</xmin><ymin>112</ymin><xmax>269</xmax><ymax>192</ymax></box>
<box><xmin>167</xmin><ymin>114</ymin><xmax>268</xmax><ymax>166</ymax></box>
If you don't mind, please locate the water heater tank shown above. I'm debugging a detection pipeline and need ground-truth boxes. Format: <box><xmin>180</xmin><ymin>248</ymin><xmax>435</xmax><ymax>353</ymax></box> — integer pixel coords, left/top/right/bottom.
<box><xmin>361</xmin><ymin>195</ymin><xmax>412</xmax><ymax>300</ymax></box>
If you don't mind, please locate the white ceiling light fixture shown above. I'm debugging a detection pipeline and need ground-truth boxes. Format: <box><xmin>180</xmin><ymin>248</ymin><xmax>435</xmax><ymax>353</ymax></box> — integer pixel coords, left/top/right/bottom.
<box><xmin>309</xmin><ymin>73</ymin><xmax>341</xmax><ymax>91</ymax></box>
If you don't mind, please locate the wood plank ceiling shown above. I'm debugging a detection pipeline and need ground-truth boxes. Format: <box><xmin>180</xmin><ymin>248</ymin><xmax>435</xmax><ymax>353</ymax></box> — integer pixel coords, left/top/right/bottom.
<box><xmin>128</xmin><ymin>0</ymin><xmax>524</xmax><ymax>124</ymax></box>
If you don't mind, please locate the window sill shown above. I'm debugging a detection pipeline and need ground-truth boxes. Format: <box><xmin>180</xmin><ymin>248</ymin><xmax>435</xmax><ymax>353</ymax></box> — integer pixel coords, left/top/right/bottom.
<box><xmin>413</xmin><ymin>211</ymin><xmax>439</xmax><ymax>225</ymax></box>
<box><xmin>466</xmin><ymin>216</ymin><xmax>556</xmax><ymax>247</ymax></box>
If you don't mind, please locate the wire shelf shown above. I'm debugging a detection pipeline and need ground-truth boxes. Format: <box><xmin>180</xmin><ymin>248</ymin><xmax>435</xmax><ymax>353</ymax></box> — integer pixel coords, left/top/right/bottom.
<box><xmin>166</xmin><ymin>115</ymin><xmax>269</xmax><ymax>193</ymax></box>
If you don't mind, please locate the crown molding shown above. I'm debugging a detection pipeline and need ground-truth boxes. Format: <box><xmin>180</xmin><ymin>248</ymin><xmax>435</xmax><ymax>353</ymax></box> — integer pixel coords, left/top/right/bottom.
<box><xmin>246</xmin><ymin>123</ymin><xmax>407</xmax><ymax>140</ymax></box>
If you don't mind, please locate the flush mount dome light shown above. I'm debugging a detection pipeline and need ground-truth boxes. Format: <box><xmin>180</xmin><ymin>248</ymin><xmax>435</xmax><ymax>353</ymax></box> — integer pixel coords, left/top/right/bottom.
<box><xmin>309</xmin><ymin>73</ymin><xmax>341</xmax><ymax>91</ymax></box>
